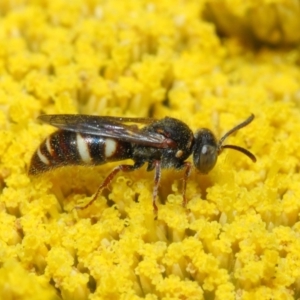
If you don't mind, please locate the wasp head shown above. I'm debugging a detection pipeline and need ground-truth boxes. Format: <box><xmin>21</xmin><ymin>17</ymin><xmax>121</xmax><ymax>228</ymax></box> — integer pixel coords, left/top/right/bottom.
<box><xmin>193</xmin><ymin>114</ymin><xmax>257</xmax><ymax>174</ymax></box>
<box><xmin>192</xmin><ymin>129</ymin><xmax>218</xmax><ymax>173</ymax></box>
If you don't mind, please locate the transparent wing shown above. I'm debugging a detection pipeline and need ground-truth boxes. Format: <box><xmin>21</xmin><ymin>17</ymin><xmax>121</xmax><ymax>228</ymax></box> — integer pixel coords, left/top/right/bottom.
<box><xmin>38</xmin><ymin>114</ymin><xmax>169</xmax><ymax>147</ymax></box>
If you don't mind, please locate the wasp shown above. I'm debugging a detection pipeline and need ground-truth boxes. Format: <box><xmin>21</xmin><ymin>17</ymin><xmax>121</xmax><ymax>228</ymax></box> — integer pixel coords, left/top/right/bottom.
<box><xmin>29</xmin><ymin>114</ymin><xmax>256</xmax><ymax>211</ymax></box>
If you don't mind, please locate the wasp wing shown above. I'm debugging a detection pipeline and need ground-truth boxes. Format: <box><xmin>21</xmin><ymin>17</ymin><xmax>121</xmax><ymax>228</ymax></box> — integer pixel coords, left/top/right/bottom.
<box><xmin>38</xmin><ymin>114</ymin><xmax>169</xmax><ymax>148</ymax></box>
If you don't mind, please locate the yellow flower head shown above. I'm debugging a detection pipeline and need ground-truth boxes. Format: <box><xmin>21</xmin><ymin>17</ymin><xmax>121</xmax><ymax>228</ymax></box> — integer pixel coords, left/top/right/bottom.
<box><xmin>0</xmin><ymin>0</ymin><xmax>300</xmax><ymax>299</ymax></box>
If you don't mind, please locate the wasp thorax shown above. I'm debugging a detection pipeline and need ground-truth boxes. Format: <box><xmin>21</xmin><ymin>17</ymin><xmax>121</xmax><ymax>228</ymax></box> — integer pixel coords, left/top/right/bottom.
<box><xmin>193</xmin><ymin>129</ymin><xmax>218</xmax><ymax>174</ymax></box>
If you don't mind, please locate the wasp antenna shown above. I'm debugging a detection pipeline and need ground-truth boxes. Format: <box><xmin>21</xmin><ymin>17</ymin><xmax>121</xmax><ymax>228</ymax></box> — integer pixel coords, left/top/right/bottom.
<box><xmin>221</xmin><ymin>144</ymin><xmax>256</xmax><ymax>162</ymax></box>
<box><xmin>218</xmin><ymin>114</ymin><xmax>255</xmax><ymax>147</ymax></box>
<box><xmin>217</xmin><ymin>114</ymin><xmax>256</xmax><ymax>162</ymax></box>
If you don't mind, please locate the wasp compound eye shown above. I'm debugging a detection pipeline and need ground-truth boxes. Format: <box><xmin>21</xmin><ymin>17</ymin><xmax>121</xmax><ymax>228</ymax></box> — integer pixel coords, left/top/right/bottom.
<box><xmin>193</xmin><ymin>129</ymin><xmax>218</xmax><ymax>174</ymax></box>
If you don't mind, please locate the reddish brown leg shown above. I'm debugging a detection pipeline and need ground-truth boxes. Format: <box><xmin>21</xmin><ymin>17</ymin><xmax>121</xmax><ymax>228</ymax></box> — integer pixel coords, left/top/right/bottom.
<box><xmin>76</xmin><ymin>164</ymin><xmax>137</xmax><ymax>210</ymax></box>
<box><xmin>152</xmin><ymin>160</ymin><xmax>162</xmax><ymax>213</ymax></box>
<box><xmin>182</xmin><ymin>162</ymin><xmax>192</xmax><ymax>207</ymax></box>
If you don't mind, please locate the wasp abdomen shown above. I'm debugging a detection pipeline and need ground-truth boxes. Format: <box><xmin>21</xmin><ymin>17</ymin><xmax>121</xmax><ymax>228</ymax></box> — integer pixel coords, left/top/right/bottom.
<box><xmin>29</xmin><ymin>130</ymin><xmax>133</xmax><ymax>175</ymax></box>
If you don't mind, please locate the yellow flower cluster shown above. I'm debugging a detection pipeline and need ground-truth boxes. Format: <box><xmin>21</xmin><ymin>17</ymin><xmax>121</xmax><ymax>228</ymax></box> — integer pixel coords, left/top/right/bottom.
<box><xmin>206</xmin><ymin>0</ymin><xmax>300</xmax><ymax>46</ymax></box>
<box><xmin>1</xmin><ymin>0</ymin><xmax>300</xmax><ymax>299</ymax></box>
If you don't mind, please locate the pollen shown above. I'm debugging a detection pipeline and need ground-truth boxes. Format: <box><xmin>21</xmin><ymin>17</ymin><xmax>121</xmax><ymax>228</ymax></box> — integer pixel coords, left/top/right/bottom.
<box><xmin>175</xmin><ymin>150</ymin><xmax>183</xmax><ymax>158</ymax></box>
<box><xmin>1</xmin><ymin>0</ymin><xmax>300</xmax><ymax>299</ymax></box>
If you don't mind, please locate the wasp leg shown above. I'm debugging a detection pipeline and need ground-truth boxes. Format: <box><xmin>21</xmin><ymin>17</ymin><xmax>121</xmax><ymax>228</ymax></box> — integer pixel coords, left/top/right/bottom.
<box><xmin>182</xmin><ymin>162</ymin><xmax>192</xmax><ymax>207</ymax></box>
<box><xmin>152</xmin><ymin>160</ymin><xmax>162</xmax><ymax>213</ymax></box>
<box><xmin>76</xmin><ymin>163</ymin><xmax>142</xmax><ymax>210</ymax></box>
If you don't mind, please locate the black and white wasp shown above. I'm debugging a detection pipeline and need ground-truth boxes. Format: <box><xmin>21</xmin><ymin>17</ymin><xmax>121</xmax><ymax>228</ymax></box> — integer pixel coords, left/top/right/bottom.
<box><xmin>29</xmin><ymin>114</ymin><xmax>256</xmax><ymax>211</ymax></box>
